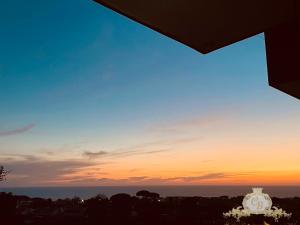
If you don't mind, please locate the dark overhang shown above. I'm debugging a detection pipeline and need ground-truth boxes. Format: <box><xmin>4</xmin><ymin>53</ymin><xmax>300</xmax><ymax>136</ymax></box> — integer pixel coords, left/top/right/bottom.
<box><xmin>94</xmin><ymin>0</ymin><xmax>300</xmax><ymax>100</ymax></box>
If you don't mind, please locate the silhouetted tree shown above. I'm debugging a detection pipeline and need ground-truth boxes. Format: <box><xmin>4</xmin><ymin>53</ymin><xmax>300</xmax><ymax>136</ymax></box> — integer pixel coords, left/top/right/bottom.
<box><xmin>0</xmin><ymin>165</ymin><xmax>8</xmax><ymax>181</ymax></box>
<box><xmin>136</xmin><ymin>190</ymin><xmax>160</xmax><ymax>199</ymax></box>
<box><xmin>136</xmin><ymin>190</ymin><xmax>151</xmax><ymax>197</ymax></box>
<box><xmin>85</xmin><ymin>194</ymin><xmax>109</xmax><ymax>225</ymax></box>
<box><xmin>110</xmin><ymin>193</ymin><xmax>133</xmax><ymax>225</ymax></box>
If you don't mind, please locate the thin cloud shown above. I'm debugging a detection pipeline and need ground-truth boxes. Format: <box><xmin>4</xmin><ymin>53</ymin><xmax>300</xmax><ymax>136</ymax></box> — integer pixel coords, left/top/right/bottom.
<box><xmin>148</xmin><ymin>110</ymin><xmax>234</xmax><ymax>134</ymax></box>
<box><xmin>83</xmin><ymin>150</ymin><xmax>108</xmax><ymax>158</ymax></box>
<box><xmin>171</xmin><ymin>173</ymin><xmax>231</xmax><ymax>182</ymax></box>
<box><xmin>0</xmin><ymin>153</ymin><xmax>260</xmax><ymax>186</ymax></box>
<box><xmin>0</xmin><ymin>124</ymin><xmax>35</xmax><ymax>137</ymax></box>
<box><xmin>94</xmin><ymin>172</ymin><xmax>242</xmax><ymax>185</ymax></box>
<box><xmin>144</xmin><ymin>150</ymin><xmax>168</xmax><ymax>154</ymax></box>
<box><xmin>129</xmin><ymin>137</ymin><xmax>199</xmax><ymax>149</ymax></box>
<box><xmin>83</xmin><ymin>148</ymin><xmax>169</xmax><ymax>160</ymax></box>
<box><xmin>128</xmin><ymin>176</ymin><xmax>149</xmax><ymax>181</ymax></box>
<box><xmin>0</xmin><ymin>154</ymin><xmax>97</xmax><ymax>186</ymax></box>
<box><xmin>110</xmin><ymin>149</ymin><xmax>170</xmax><ymax>157</ymax></box>
<box><xmin>82</xmin><ymin>137</ymin><xmax>197</xmax><ymax>160</ymax></box>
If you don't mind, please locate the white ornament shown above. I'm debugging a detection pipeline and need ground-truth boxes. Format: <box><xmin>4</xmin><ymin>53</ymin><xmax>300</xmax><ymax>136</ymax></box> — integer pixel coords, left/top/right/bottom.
<box><xmin>223</xmin><ymin>188</ymin><xmax>292</xmax><ymax>222</ymax></box>
<box><xmin>242</xmin><ymin>187</ymin><xmax>272</xmax><ymax>214</ymax></box>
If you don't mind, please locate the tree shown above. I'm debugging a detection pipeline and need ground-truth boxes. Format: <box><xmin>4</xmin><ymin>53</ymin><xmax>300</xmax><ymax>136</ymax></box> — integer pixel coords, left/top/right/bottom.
<box><xmin>0</xmin><ymin>166</ymin><xmax>8</xmax><ymax>181</ymax></box>
<box><xmin>136</xmin><ymin>190</ymin><xmax>160</xmax><ymax>199</ymax></box>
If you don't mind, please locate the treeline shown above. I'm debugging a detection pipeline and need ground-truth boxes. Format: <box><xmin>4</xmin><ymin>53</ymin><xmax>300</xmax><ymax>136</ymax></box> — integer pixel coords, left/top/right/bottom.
<box><xmin>0</xmin><ymin>191</ymin><xmax>299</xmax><ymax>225</ymax></box>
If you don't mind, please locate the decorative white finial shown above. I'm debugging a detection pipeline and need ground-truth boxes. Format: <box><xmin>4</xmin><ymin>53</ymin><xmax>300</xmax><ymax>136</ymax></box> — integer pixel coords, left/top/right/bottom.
<box><xmin>252</xmin><ymin>187</ymin><xmax>263</xmax><ymax>193</ymax></box>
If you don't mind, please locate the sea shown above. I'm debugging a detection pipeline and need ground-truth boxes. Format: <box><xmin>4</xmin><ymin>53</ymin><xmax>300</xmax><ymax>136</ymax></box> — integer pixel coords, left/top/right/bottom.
<box><xmin>1</xmin><ymin>186</ymin><xmax>300</xmax><ymax>200</ymax></box>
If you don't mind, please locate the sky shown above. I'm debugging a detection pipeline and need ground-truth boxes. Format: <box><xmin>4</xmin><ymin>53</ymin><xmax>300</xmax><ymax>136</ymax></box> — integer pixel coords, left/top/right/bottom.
<box><xmin>1</xmin><ymin>0</ymin><xmax>300</xmax><ymax>187</ymax></box>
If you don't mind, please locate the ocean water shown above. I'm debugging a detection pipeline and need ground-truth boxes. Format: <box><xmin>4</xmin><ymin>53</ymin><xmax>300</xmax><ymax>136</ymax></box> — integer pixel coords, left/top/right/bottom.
<box><xmin>1</xmin><ymin>186</ymin><xmax>300</xmax><ymax>200</ymax></box>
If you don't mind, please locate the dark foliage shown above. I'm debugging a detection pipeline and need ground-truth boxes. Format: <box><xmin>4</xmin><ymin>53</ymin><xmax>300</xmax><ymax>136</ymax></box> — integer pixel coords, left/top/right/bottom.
<box><xmin>0</xmin><ymin>191</ymin><xmax>298</xmax><ymax>225</ymax></box>
<box><xmin>136</xmin><ymin>190</ymin><xmax>160</xmax><ymax>199</ymax></box>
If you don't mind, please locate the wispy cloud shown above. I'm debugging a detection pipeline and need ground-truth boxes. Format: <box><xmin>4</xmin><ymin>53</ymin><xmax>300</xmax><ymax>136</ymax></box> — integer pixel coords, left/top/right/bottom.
<box><xmin>82</xmin><ymin>137</ymin><xmax>198</xmax><ymax>160</ymax></box>
<box><xmin>93</xmin><ymin>172</ymin><xmax>245</xmax><ymax>185</ymax></box>
<box><xmin>169</xmin><ymin>173</ymin><xmax>231</xmax><ymax>182</ymax></box>
<box><xmin>0</xmin><ymin>152</ymin><xmax>264</xmax><ymax>186</ymax></box>
<box><xmin>83</xmin><ymin>148</ymin><xmax>169</xmax><ymax>160</ymax></box>
<box><xmin>129</xmin><ymin>138</ymin><xmax>199</xmax><ymax>149</ymax></box>
<box><xmin>0</xmin><ymin>124</ymin><xmax>35</xmax><ymax>137</ymax></box>
<box><xmin>83</xmin><ymin>150</ymin><xmax>108</xmax><ymax>158</ymax></box>
<box><xmin>128</xmin><ymin>176</ymin><xmax>148</xmax><ymax>181</ymax></box>
<box><xmin>148</xmin><ymin>111</ymin><xmax>234</xmax><ymax>134</ymax></box>
<box><xmin>0</xmin><ymin>154</ymin><xmax>97</xmax><ymax>186</ymax></box>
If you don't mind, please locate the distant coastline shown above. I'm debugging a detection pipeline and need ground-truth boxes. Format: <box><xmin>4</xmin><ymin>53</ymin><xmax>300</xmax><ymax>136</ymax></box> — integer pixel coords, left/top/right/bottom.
<box><xmin>1</xmin><ymin>185</ymin><xmax>300</xmax><ymax>200</ymax></box>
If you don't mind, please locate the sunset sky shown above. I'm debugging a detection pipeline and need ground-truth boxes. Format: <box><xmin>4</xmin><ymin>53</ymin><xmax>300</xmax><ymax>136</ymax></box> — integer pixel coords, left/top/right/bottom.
<box><xmin>1</xmin><ymin>0</ymin><xmax>300</xmax><ymax>187</ymax></box>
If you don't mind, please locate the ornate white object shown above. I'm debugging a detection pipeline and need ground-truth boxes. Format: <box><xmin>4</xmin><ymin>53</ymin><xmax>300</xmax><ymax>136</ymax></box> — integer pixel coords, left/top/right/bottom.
<box><xmin>223</xmin><ymin>187</ymin><xmax>292</xmax><ymax>222</ymax></box>
<box><xmin>242</xmin><ymin>187</ymin><xmax>272</xmax><ymax>214</ymax></box>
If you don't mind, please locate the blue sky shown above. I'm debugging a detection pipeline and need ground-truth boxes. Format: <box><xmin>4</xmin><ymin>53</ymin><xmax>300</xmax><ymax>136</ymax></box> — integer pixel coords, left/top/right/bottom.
<box><xmin>1</xmin><ymin>0</ymin><xmax>300</xmax><ymax>186</ymax></box>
